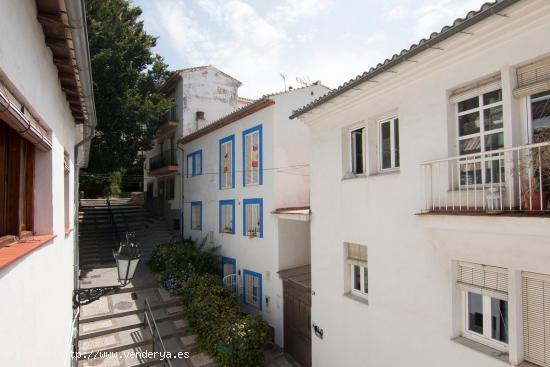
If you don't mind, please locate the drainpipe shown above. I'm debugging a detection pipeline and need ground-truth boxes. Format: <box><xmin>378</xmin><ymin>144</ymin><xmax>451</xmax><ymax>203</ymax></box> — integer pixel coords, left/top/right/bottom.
<box><xmin>177</xmin><ymin>141</ymin><xmax>185</xmax><ymax>241</ymax></box>
<box><xmin>66</xmin><ymin>0</ymin><xmax>97</xmax><ymax>363</ymax></box>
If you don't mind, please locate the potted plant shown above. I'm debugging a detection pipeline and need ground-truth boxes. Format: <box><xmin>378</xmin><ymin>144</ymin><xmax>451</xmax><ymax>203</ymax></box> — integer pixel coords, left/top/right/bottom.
<box><xmin>518</xmin><ymin>129</ymin><xmax>550</xmax><ymax>211</ymax></box>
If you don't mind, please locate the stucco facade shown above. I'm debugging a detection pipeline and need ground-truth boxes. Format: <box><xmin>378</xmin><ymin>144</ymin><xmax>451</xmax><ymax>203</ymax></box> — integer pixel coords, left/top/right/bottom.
<box><xmin>144</xmin><ymin>66</ymin><xmax>241</xmax><ymax>228</ymax></box>
<box><xmin>181</xmin><ymin>84</ymin><xmax>329</xmax><ymax>346</ymax></box>
<box><xmin>296</xmin><ymin>1</ymin><xmax>550</xmax><ymax>366</ymax></box>
<box><xmin>0</xmin><ymin>0</ymin><xmax>94</xmax><ymax>366</ymax></box>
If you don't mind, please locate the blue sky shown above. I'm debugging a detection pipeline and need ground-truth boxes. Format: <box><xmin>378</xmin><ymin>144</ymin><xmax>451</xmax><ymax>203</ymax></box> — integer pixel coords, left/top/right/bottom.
<box><xmin>134</xmin><ymin>0</ymin><xmax>488</xmax><ymax>98</ymax></box>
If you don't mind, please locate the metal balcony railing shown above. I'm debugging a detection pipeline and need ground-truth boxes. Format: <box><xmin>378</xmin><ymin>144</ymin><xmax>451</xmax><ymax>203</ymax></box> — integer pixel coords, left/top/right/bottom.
<box><xmin>421</xmin><ymin>141</ymin><xmax>550</xmax><ymax>214</ymax></box>
<box><xmin>149</xmin><ymin>149</ymin><xmax>177</xmax><ymax>171</ymax></box>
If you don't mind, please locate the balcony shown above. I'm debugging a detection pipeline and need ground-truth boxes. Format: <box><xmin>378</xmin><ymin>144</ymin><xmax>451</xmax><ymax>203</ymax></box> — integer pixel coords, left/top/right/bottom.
<box><xmin>156</xmin><ymin>105</ymin><xmax>178</xmax><ymax>139</ymax></box>
<box><xmin>149</xmin><ymin>149</ymin><xmax>178</xmax><ymax>176</ymax></box>
<box><xmin>420</xmin><ymin>141</ymin><xmax>550</xmax><ymax>216</ymax></box>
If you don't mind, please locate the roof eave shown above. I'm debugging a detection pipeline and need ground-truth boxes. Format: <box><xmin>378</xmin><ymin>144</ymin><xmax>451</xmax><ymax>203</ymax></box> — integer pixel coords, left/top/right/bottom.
<box><xmin>289</xmin><ymin>0</ymin><xmax>520</xmax><ymax>120</ymax></box>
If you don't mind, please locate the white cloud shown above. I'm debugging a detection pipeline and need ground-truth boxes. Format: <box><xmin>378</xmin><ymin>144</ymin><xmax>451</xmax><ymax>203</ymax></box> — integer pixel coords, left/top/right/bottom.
<box><xmin>142</xmin><ymin>0</ymin><xmax>488</xmax><ymax>97</ymax></box>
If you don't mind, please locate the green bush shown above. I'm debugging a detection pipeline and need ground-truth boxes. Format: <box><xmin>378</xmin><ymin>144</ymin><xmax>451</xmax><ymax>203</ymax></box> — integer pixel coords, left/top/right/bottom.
<box><xmin>150</xmin><ymin>238</ymin><xmax>270</xmax><ymax>366</ymax></box>
<box><xmin>216</xmin><ymin>315</ymin><xmax>271</xmax><ymax>367</ymax></box>
<box><xmin>148</xmin><ymin>238</ymin><xmax>219</xmax><ymax>294</ymax></box>
<box><xmin>181</xmin><ymin>274</ymin><xmax>271</xmax><ymax>367</ymax></box>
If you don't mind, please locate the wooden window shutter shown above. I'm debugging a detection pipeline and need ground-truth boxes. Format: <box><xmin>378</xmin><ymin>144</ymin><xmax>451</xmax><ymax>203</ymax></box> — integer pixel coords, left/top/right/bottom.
<box><xmin>0</xmin><ymin>122</ymin><xmax>34</xmax><ymax>237</ymax></box>
<box><xmin>456</xmin><ymin>262</ymin><xmax>508</xmax><ymax>300</ymax></box>
<box><xmin>522</xmin><ymin>272</ymin><xmax>550</xmax><ymax>367</ymax></box>
<box><xmin>514</xmin><ymin>57</ymin><xmax>550</xmax><ymax>97</ymax></box>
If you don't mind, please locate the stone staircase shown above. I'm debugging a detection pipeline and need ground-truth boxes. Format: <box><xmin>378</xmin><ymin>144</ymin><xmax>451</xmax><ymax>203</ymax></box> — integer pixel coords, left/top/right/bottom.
<box><xmin>77</xmin><ymin>267</ymin><xmax>207</xmax><ymax>367</ymax></box>
<box><xmin>78</xmin><ymin>198</ymin><xmax>177</xmax><ymax>268</ymax></box>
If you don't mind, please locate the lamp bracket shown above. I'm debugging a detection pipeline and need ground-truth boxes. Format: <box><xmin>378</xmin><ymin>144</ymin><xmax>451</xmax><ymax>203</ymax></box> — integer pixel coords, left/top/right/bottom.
<box><xmin>73</xmin><ymin>286</ymin><xmax>121</xmax><ymax>308</ymax></box>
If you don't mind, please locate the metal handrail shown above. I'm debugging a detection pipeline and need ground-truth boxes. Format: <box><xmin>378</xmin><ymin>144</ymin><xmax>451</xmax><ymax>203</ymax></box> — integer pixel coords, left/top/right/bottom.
<box><xmin>143</xmin><ymin>298</ymin><xmax>173</xmax><ymax>367</ymax></box>
<box><xmin>106</xmin><ymin>197</ymin><xmax>121</xmax><ymax>246</ymax></box>
<box><xmin>421</xmin><ymin>141</ymin><xmax>550</xmax><ymax>165</ymax></box>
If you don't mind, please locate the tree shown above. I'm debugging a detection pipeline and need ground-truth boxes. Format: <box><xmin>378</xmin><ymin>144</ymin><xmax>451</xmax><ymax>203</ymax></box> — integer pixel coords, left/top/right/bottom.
<box><xmin>84</xmin><ymin>0</ymin><xmax>172</xmax><ymax>179</ymax></box>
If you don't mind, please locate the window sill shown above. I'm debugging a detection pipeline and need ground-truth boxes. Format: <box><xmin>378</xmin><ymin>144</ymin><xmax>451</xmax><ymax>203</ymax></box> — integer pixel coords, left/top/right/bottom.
<box><xmin>0</xmin><ymin>234</ymin><xmax>57</xmax><ymax>270</ymax></box>
<box><xmin>342</xmin><ymin>169</ymin><xmax>401</xmax><ymax>181</ymax></box>
<box><xmin>452</xmin><ymin>336</ymin><xmax>509</xmax><ymax>364</ymax></box>
<box><xmin>343</xmin><ymin>292</ymin><xmax>369</xmax><ymax>306</ymax></box>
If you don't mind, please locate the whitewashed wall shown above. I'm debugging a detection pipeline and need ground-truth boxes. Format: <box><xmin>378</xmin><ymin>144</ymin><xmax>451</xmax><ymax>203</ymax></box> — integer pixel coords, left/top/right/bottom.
<box><xmin>182</xmin><ymin>84</ymin><xmax>327</xmax><ymax>346</ymax></box>
<box><xmin>302</xmin><ymin>1</ymin><xmax>550</xmax><ymax>366</ymax></box>
<box><xmin>0</xmin><ymin>0</ymin><xmax>79</xmax><ymax>366</ymax></box>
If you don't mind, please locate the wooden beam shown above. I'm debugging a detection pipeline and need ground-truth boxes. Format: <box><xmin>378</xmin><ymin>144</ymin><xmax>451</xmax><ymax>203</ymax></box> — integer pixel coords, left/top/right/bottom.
<box><xmin>45</xmin><ymin>37</ymin><xmax>67</xmax><ymax>50</ymax></box>
<box><xmin>53</xmin><ymin>56</ymin><xmax>73</xmax><ymax>67</ymax></box>
<box><xmin>37</xmin><ymin>13</ymin><xmax>63</xmax><ymax>27</ymax></box>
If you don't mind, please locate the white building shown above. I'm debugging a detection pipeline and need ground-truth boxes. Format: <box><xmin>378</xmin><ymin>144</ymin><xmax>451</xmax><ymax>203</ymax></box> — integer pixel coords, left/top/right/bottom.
<box><xmin>291</xmin><ymin>1</ymin><xmax>550</xmax><ymax>367</ymax></box>
<box><xmin>144</xmin><ymin>66</ymin><xmax>244</xmax><ymax>229</ymax></box>
<box><xmin>0</xmin><ymin>0</ymin><xmax>95</xmax><ymax>366</ymax></box>
<box><xmin>180</xmin><ymin>83</ymin><xmax>329</xmax><ymax>353</ymax></box>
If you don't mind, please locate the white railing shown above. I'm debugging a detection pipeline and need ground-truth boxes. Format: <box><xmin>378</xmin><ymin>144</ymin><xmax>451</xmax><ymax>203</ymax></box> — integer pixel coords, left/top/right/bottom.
<box><xmin>222</xmin><ymin>274</ymin><xmax>238</xmax><ymax>293</ymax></box>
<box><xmin>421</xmin><ymin>141</ymin><xmax>550</xmax><ymax>214</ymax></box>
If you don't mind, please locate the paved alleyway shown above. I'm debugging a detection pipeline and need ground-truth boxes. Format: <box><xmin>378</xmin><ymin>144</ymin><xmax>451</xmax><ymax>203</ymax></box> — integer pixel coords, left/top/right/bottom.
<box><xmin>76</xmin><ymin>198</ymin><xmax>298</xmax><ymax>367</ymax></box>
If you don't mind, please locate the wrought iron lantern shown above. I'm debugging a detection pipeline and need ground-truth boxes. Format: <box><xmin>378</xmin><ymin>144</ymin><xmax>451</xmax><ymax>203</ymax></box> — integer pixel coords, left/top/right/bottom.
<box><xmin>73</xmin><ymin>233</ymin><xmax>141</xmax><ymax>308</ymax></box>
<box><xmin>113</xmin><ymin>239</ymin><xmax>141</xmax><ymax>286</ymax></box>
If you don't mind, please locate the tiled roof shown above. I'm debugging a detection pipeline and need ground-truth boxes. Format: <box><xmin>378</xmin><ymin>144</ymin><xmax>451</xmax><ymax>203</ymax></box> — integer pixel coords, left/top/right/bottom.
<box><xmin>180</xmin><ymin>83</ymin><xmax>330</xmax><ymax>145</ymax></box>
<box><xmin>290</xmin><ymin>0</ymin><xmax>519</xmax><ymax>119</ymax></box>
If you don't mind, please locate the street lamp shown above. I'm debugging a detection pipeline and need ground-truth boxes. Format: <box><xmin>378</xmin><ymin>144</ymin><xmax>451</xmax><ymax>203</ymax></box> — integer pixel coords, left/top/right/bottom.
<box><xmin>73</xmin><ymin>233</ymin><xmax>141</xmax><ymax>308</ymax></box>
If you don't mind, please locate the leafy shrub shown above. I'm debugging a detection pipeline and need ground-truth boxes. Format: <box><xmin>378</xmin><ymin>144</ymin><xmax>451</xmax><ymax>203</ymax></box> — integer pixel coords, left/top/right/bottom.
<box><xmin>180</xmin><ymin>274</ymin><xmax>271</xmax><ymax>367</ymax></box>
<box><xmin>216</xmin><ymin>315</ymin><xmax>271</xmax><ymax>367</ymax></box>
<box><xmin>148</xmin><ymin>238</ymin><xmax>219</xmax><ymax>294</ymax></box>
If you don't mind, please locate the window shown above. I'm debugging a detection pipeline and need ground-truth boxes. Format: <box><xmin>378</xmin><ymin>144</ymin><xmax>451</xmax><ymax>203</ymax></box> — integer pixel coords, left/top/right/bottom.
<box><xmin>379</xmin><ymin>117</ymin><xmax>399</xmax><ymax>170</ymax></box>
<box><xmin>219</xmin><ymin>135</ymin><xmax>235</xmax><ymax>189</ymax></box>
<box><xmin>0</xmin><ymin>121</ymin><xmax>34</xmax><ymax>238</ymax></box>
<box><xmin>219</xmin><ymin>200</ymin><xmax>235</xmax><ymax>234</ymax></box>
<box><xmin>350</xmin><ymin>127</ymin><xmax>365</xmax><ymax>174</ymax></box>
<box><xmin>243</xmin><ymin>125</ymin><xmax>262</xmax><ymax>186</ymax></box>
<box><xmin>243</xmin><ymin>198</ymin><xmax>262</xmax><ymax>238</ymax></box>
<box><xmin>166</xmin><ymin>177</ymin><xmax>175</xmax><ymax>200</ymax></box>
<box><xmin>187</xmin><ymin>150</ymin><xmax>202</xmax><ymax>177</ymax></box>
<box><xmin>530</xmin><ymin>90</ymin><xmax>550</xmax><ymax>143</ymax></box>
<box><xmin>222</xmin><ymin>256</ymin><xmax>237</xmax><ymax>292</ymax></box>
<box><xmin>456</xmin><ymin>262</ymin><xmax>508</xmax><ymax>350</ymax></box>
<box><xmin>190</xmin><ymin>201</ymin><xmax>202</xmax><ymax>230</ymax></box>
<box><xmin>346</xmin><ymin>243</ymin><xmax>368</xmax><ymax>300</ymax></box>
<box><xmin>243</xmin><ymin>269</ymin><xmax>262</xmax><ymax>310</ymax></box>
<box><xmin>522</xmin><ymin>272</ymin><xmax>550</xmax><ymax>367</ymax></box>
<box><xmin>456</xmin><ymin>89</ymin><xmax>504</xmax><ymax>185</ymax></box>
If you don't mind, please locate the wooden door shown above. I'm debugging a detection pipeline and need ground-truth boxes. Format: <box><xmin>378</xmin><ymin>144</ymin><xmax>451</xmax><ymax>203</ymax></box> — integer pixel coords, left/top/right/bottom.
<box><xmin>283</xmin><ymin>280</ymin><xmax>312</xmax><ymax>367</ymax></box>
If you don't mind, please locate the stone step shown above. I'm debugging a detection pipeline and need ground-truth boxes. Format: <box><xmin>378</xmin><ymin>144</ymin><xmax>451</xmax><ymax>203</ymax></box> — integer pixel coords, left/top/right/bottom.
<box><xmin>78</xmin><ymin>323</ymin><xmax>188</xmax><ymax>356</ymax></box>
<box><xmin>77</xmin><ymin>337</ymin><xmax>199</xmax><ymax>367</ymax></box>
<box><xmin>79</xmin><ymin>311</ymin><xmax>185</xmax><ymax>340</ymax></box>
<box><xmin>79</xmin><ymin>291</ymin><xmax>180</xmax><ymax>324</ymax></box>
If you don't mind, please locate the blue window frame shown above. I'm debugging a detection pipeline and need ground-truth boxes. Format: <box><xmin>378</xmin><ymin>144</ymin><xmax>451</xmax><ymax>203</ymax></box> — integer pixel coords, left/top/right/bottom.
<box><xmin>242</xmin><ymin>124</ymin><xmax>263</xmax><ymax>186</ymax></box>
<box><xmin>243</xmin><ymin>198</ymin><xmax>263</xmax><ymax>238</ymax></box>
<box><xmin>219</xmin><ymin>135</ymin><xmax>235</xmax><ymax>189</ymax></box>
<box><xmin>219</xmin><ymin>199</ymin><xmax>236</xmax><ymax>234</ymax></box>
<box><xmin>243</xmin><ymin>269</ymin><xmax>262</xmax><ymax>310</ymax></box>
<box><xmin>190</xmin><ymin>201</ymin><xmax>202</xmax><ymax>230</ymax></box>
<box><xmin>186</xmin><ymin>150</ymin><xmax>203</xmax><ymax>177</ymax></box>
